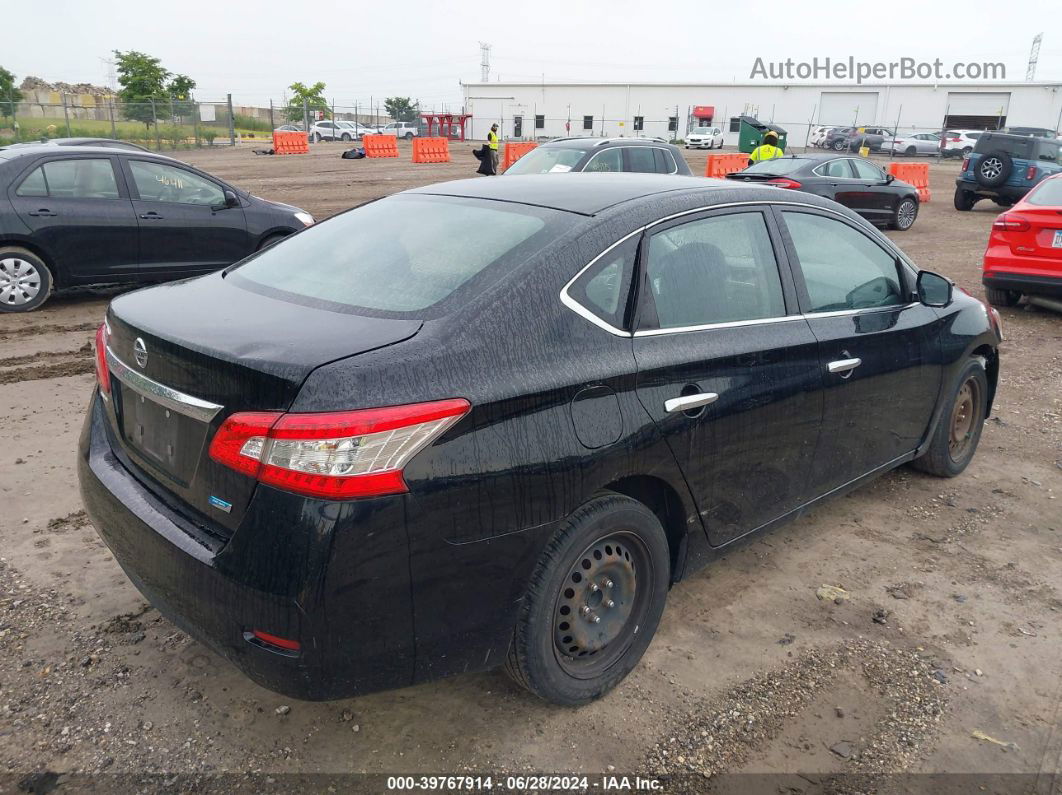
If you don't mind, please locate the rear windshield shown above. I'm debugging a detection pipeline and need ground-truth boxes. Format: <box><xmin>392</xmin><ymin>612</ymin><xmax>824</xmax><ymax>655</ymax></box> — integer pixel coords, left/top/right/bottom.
<box><xmin>505</xmin><ymin>146</ymin><xmax>588</xmax><ymax>174</ymax></box>
<box><xmin>742</xmin><ymin>158</ymin><xmax>807</xmax><ymax>175</ymax></box>
<box><xmin>975</xmin><ymin>135</ymin><xmax>1033</xmax><ymax>158</ymax></box>
<box><xmin>1026</xmin><ymin>178</ymin><xmax>1062</xmax><ymax>206</ymax></box>
<box><xmin>229</xmin><ymin>195</ymin><xmax>573</xmax><ymax>316</ymax></box>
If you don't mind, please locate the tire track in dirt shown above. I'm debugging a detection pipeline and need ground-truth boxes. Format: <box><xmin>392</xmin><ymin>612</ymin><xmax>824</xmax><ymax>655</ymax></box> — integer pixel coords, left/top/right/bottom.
<box><xmin>0</xmin><ymin>346</ymin><xmax>91</xmax><ymax>369</ymax></box>
<box><xmin>0</xmin><ymin>321</ymin><xmax>97</xmax><ymax>343</ymax></box>
<box><xmin>0</xmin><ymin>359</ymin><xmax>94</xmax><ymax>385</ymax></box>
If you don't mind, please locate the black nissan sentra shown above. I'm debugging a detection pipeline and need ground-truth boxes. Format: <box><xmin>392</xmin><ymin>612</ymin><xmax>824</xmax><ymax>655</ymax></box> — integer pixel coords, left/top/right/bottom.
<box><xmin>79</xmin><ymin>174</ymin><xmax>1002</xmax><ymax>705</ymax></box>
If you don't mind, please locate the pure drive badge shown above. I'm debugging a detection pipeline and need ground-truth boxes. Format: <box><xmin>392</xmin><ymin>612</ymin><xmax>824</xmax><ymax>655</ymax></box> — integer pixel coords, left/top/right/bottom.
<box><xmin>208</xmin><ymin>495</ymin><xmax>232</xmax><ymax>513</ymax></box>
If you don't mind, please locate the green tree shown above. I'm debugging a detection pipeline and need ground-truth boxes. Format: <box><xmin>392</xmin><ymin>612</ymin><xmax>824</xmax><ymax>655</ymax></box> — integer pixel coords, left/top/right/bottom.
<box><xmin>0</xmin><ymin>66</ymin><xmax>23</xmax><ymax>123</ymax></box>
<box><xmin>384</xmin><ymin>96</ymin><xmax>418</xmax><ymax>123</ymax></box>
<box><xmin>284</xmin><ymin>82</ymin><xmax>329</xmax><ymax>123</ymax></box>
<box><xmin>114</xmin><ymin>51</ymin><xmax>196</xmax><ymax>128</ymax></box>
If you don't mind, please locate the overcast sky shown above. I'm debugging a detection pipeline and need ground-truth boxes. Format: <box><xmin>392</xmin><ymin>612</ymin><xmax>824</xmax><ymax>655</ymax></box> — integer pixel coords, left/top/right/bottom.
<box><xmin>6</xmin><ymin>0</ymin><xmax>1059</xmax><ymax>110</ymax></box>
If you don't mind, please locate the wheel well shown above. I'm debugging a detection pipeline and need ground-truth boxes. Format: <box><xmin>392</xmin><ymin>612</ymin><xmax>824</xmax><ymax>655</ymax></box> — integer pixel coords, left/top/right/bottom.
<box><xmin>601</xmin><ymin>476</ymin><xmax>688</xmax><ymax>584</ymax></box>
<box><xmin>0</xmin><ymin>240</ymin><xmax>59</xmax><ymax>286</ymax></box>
<box><xmin>972</xmin><ymin>344</ymin><xmax>999</xmax><ymax>416</ymax></box>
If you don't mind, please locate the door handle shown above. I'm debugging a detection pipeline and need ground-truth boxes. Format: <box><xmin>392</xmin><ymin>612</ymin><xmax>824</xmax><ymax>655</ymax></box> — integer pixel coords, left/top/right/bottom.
<box><xmin>665</xmin><ymin>392</ymin><xmax>719</xmax><ymax>414</ymax></box>
<box><xmin>139</xmin><ymin>212</ymin><xmax>163</xmax><ymax>220</ymax></box>
<box><xmin>28</xmin><ymin>209</ymin><xmax>57</xmax><ymax>217</ymax></box>
<box><xmin>828</xmin><ymin>357</ymin><xmax>862</xmax><ymax>375</ymax></box>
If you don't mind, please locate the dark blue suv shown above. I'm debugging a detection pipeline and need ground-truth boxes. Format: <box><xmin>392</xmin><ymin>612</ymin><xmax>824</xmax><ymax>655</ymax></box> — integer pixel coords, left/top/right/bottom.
<box><xmin>955</xmin><ymin>132</ymin><xmax>1062</xmax><ymax>210</ymax></box>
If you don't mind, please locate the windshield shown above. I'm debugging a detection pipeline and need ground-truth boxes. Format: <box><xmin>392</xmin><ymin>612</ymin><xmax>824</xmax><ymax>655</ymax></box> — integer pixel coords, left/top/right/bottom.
<box><xmin>505</xmin><ymin>146</ymin><xmax>588</xmax><ymax>174</ymax></box>
<box><xmin>230</xmin><ymin>195</ymin><xmax>573</xmax><ymax>316</ymax></box>
<box><xmin>1026</xmin><ymin>178</ymin><xmax>1062</xmax><ymax>206</ymax></box>
<box><xmin>742</xmin><ymin>158</ymin><xmax>807</xmax><ymax>175</ymax></box>
<box><xmin>691</xmin><ymin>128</ymin><xmax>712</xmax><ymax>135</ymax></box>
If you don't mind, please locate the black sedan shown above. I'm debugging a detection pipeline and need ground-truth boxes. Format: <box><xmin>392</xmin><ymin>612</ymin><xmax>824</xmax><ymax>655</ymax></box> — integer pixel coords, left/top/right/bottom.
<box><xmin>727</xmin><ymin>154</ymin><xmax>921</xmax><ymax>230</ymax></box>
<box><xmin>0</xmin><ymin>145</ymin><xmax>313</xmax><ymax>311</ymax></box>
<box><xmin>79</xmin><ymin>174</ymin><xmax>1001</xmax><ymax>706</ymax></box>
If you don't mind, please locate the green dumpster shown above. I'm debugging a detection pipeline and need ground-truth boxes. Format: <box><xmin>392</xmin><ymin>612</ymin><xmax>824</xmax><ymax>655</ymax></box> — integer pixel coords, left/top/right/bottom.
<box><xmin>738</xmin><ymin>116</ymin><xmax>788</xmax><ymax>154</ymax></box>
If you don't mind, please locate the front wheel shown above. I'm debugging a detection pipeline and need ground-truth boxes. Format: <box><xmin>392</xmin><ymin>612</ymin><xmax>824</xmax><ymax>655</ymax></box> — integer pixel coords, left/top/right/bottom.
<box><xmin>504</xmin><ymin>494</ymin><xmax>670</xmax><ymax>706</ymax></box>
<box><xmin>892</xmin><ymin>197</ymin><xmax>918</xmax><ymax>230</ymax></box>
<box><xmin>832</xmin><ymin>140</ymin><xmax>846</xmax><ymax>151</ymax></box>
<box><xmin>911</xmin><ymin>358</ymin><xmax>988</xmax><ymax>478</ymax></box>
<box><xmin>0</xmin><ymin>247</ymin><xmax>53</xmax><ymax>313</ymax></box>
<box><xmin>404</xmin><ymin>132</ymin><xmax>414</xmax><ymax>140</ymax></box>
<box><xmin>341</xmin><ymin>133</ymin><xmax>352</xmax><ymax>142</ymax></box>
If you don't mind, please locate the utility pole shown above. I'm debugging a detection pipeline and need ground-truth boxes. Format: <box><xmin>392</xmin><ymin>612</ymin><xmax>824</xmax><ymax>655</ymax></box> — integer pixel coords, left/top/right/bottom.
<box><xmin>479</xmin><ymin>42</ymin><xmax>491</xmax><ymax>83</ymax></box>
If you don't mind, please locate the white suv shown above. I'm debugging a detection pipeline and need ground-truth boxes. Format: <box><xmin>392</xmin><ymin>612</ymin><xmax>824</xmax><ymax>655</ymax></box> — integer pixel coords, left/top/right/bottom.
<box><xmin>939</xmin><ymin>129</ymin><xmax>983</xmax><ymax>158</ymax></box>
<box><xmin>380</xmin><ymin>122</ymin><xmax>419</xmax><ymax>140</ymax></box>
<box><xmin>685</xmin><ymin>126</ymin><xmax>724</xmax><ymax>149</ymax></box>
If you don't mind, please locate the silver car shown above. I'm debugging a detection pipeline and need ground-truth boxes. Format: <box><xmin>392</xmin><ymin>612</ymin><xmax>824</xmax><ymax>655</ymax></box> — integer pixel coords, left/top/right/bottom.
<box><xmin>883</xmin><ymin>132</ymin><xmax>941</xmax><ymax>156</ymax></box>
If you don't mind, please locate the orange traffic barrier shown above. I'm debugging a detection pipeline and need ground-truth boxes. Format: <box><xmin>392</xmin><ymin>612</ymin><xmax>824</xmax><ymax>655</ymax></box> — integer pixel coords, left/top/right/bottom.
<box><xmin>272</xmin><ymin>130</ymin><xmax>308</xmax><ymax>155</ymax></box>
<box><xmin>363</xmin><ymin>134</ymin><xmax>399</xmax><ymax>158</ymax></box>
<box><xmin>503</xmin><ymin>141</ymin><xmax>537</xmax><ymax>171</ymax></box>
<box><xmin>888</xmin><ymin>162</ymin><xmax>931</xmax><ymax>203</ymax></box>
<box><xmin>704</xmin><ymin>153</ymin><xmax>748</xmax><ymax>178</ymax></box>
<box><xmin>412</xmin><ymin>137</ymin><xmax>451</xmax><ymax>164</ymax></box>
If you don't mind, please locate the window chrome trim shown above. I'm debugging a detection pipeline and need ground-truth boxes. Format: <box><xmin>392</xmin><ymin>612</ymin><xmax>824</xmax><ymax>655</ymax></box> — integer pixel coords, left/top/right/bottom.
<box><xmin>559</xmin><ymin>199</ymin><xmax>909</xmax><ymax>337</ymax></box>
<box><xmin>105</xmin><ymin>347</ymin><xmax>224</xmax><ymax>423</ymax></box>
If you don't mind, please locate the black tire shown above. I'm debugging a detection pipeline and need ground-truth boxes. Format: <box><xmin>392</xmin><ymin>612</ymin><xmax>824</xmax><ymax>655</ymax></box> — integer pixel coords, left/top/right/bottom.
<box><xmin>954</xmin><ymin>187</ymin><xmax>977</xmax><ymax>211</ymax></box>
<box><xmin>962</xmin><ymin>146</ymin><xmax>973</xmax><ymax>156</ymax></box>
<box><xmin>832</xmin><ymin>139</ymin><xmax>846</xmax><ymax>151</ymax></box>
<box><xmin>504</xmin><ymin>493</ymin><xmax>670</xmax><ymax>706</ymax></box>
<box><xmin>341</xmin><ymin>133</ymin><xmax>352</xmax><ymax>142</ymax></box>
<box><xmin>256</xmin><ymin>233</ymin><xmax>287</xmax><ymax>252</ymax></box>
<box><xmin>911</xmin><ymin>358</ymin><xmax>988</xmax><ymax>478</ymax></box>
<box><xmin>313</xmin><ymin>133</ymin><xmax>322</xmax><ymax>143</ymax></box>
<box><xmin>892</xmin><ymin>197</ymin><xmax>919</xmax><ymax>231</ymax></box>
<box><xmin>975</xmin><ymin>150</ymin><xmax>1013</xmax><ymax>188</ymax></box>
<box><xmin>984</xmin><ymin>286</ymin><xmax>1020</xmax><ymax>307</ymax></box>
<box><xmin>0</xmin><ymin>246</ymin><xmax>53</xmax><ymax>313</ymax></box>
<box><xmin>905</xmin><ymin>146</ymin><xmax>917</xmax><ymax>156</ymax></box>
<box><xmin>404</xmin><ymin>132</ymin><xmax>414</xmax><ymax>141</ymax></box>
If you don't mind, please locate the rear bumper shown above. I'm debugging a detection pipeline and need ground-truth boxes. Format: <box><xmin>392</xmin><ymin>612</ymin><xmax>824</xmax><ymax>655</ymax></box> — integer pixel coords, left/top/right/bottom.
<box><xmin>983</xmin><ymin>270</ymin><xmax>1062</xmax><ymax>298</ymax></box>
<box><xmin>955</xmin><ymin>178</ymin><xmax>1030</xmax><ymax>202</ymax></box>
<box><xmin>77</xmin><ymin>393</ymin><xmax>416</xmax><ymax>700</ymax></box>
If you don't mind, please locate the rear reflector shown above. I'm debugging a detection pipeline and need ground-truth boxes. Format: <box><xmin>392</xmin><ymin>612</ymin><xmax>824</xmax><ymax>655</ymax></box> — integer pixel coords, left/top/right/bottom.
<box><xmin>993</xmin><ymin>214</ymin><xmax>1030</xmax><ymax>232</ymax></box>
<box><xmin>249</xmin><ymin>630</ymin><xmax>301</xmax><ymax>652</ymax></box>
<box><xmin>94</xmin><ymin>322</ymin><xmax>110</xmax><ymax>395</ymax></box>
<box><xmin>961</xmin><ymin>158</ymin><xmax>970</xmax><ymax>171</ymax></box>
<box><xmin>209</xmin><ymin>399</ymin><xmax>471</xmax><ymax>499</ymax></box>
<box><xmin>1025</xmin><ymin>166</ymin><xmax>1038</xmax><ymax>181</ymax></box>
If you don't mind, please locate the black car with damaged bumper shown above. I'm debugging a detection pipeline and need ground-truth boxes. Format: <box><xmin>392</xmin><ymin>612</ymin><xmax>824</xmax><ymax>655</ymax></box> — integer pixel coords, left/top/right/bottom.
<box><xmin>79</xmin><ymin>174</ymin><xmax>1002</xmax><ymax>705</ymax></box>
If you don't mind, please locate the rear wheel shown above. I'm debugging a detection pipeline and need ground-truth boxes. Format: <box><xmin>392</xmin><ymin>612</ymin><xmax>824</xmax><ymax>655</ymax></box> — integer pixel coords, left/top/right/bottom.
<box><xmin>504</xmin><ymin>494</ymin><xmax>670</xmax><ymax>705</ymax></box>
<box><xmin>893</xmin><ymin>197</ymin><xmax>918</xmax><ymax>230</ymax></box>
<box><xmin>341</xmin><ymin>133</ymin><xmax>352</xmax><ymax>142</ymax></box>
<box><xmin>0</xmin><ymin>247</ymin><xmax>53</xmax><ymax>313</ymax></box>
<box><xmin>905</xmin><ymin>146</ymin><xmax>917</xmax><ymax>156</ymax></box>
<box><xmin>911</xmin><ymin>358</ymin><xmax>988</xmax><ymax>477</ymax></box>
<box><xmin>404</xmin><ymin>132</ymin><xmax>414</xmax><ymax>140</ymax></box>
<box><xmin>985</xmin><ymin>286</ymin><xmax>1020</xmax><ymax>307</ymax></box>
<box><xmin>954</xmin><ymin>187</ymin><xmax>977</xmax><ymax>211</ymax></box>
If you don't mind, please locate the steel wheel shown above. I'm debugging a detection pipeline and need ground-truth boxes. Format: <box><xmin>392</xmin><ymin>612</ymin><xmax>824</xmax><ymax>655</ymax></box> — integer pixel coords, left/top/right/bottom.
<box><xmin>948</xmin><ymin>377</ymin><xmax>982</xmax><ymax>462</ymax></box>
<box><xmin>896</xmin><ymin>199</ymin><xmax>918</xmax><ymax>230</ymax></box>
<box><xmin>552</xmin><ymin>531</ymin><xmax>653</xmax><ymax>679</ymax></box>
<box><xmin>0</xmin><ymin>257</ymin><xmax>42</xmax><ymax>307</ymax></box>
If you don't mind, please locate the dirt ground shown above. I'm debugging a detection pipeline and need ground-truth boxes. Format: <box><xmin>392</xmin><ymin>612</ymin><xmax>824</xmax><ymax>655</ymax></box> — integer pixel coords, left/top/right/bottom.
<box><xmin>1</xmin><ymin>141</ymin><xmax>1061</xmax><ymax>793</ymax></box>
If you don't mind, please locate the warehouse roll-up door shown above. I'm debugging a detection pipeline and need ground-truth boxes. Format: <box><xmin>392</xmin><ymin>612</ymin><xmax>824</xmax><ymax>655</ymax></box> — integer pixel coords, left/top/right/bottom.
<box><xmin>818</xmin><ymin>92</ymin><xmax>880</xmax><ymax>126</ymax></box>
<box><xmin>944</xmin><ymin>92</ymin><xmax>1010</xmax><ymax>130</ymax></box>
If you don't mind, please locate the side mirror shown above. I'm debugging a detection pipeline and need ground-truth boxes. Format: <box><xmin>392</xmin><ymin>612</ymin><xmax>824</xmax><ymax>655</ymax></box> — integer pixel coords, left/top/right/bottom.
<box><xmin>917</xmin><ymin>270</ymin><xmax>952</xmax><ymax>307</ymax></box>
<box><xmin>214</xmin><ymin>189</ymin><xmax>239</xmax><ymax>211</ymax></box>
<box><xmin>885</xmin><ymin>173</ymin><xmax>895</xmax><ymax>184</ymax></box>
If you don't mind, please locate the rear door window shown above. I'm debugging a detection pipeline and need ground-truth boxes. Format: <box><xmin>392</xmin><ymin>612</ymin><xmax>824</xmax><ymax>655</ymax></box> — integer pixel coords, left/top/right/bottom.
<box><xmin>26</xmin><ymin>159</ymin><xmax>120</xmax><ymax>199</ymax></box>
<box><xmin>626</xmin><ymin>147</ymin><xmax>657</xmax><ymax>173</ymax></box>
<box><xmin>641</xmin><ymin>210</ymin><xmax>786</xmax><ymax>329</ymax></box>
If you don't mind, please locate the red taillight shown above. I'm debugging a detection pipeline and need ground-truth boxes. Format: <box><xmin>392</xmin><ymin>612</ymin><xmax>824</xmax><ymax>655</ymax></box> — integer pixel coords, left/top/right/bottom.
<box><xmin>961</xmin><ymin>158</ymin><xmax>970</xmax><ymax>171</ymax></box>
<box><xmin>208</xmin><ymin>399</ymin><xmax>471</xmax><ymax>499</ymax></box>
<box><xmin>1025</xmin><ymin>165</ymin><xmax>1037</xmax><ymax>180</ymax></box>
<box><xmin>992</xmin><ymin>214</ymin><xmax>1030</xmax><ymax>232</ymax></box>
<box><xmin>949</xmin><ymin>136</ymin><xmax>961</xmax><ymax>142</ymax></box>
<box><xmin>94</xmin><ymin>322</ymin><xmax>110</xmax><ymax>395</ymax></box>
<box><xmin>765</xmin><ymin>177</ymin><xmax>802</xmax><ymax>189</ymax></box>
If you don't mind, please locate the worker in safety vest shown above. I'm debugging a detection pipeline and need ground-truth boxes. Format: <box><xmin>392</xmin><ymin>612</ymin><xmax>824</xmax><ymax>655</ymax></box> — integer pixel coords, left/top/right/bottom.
<box><xmin>748</xmin><ymin>130</ymin><xmax>784</xmax><ymax>166</ymax></box>
<box><xmin>487</xmin><ymin>123</ymin><xmax>500</xmax><ymax>174</ymax></box>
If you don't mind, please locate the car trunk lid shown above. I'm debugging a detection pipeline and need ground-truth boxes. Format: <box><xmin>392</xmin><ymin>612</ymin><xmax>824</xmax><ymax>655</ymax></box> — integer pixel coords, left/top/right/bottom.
<box><xmin>102</xmin><ymin>271</ymin><xmax>422</xmax><ymax>537</ymax></box>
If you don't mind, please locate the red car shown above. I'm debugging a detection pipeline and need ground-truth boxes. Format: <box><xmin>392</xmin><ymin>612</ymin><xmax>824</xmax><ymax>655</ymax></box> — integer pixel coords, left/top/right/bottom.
<box><xmin>982</xmin><ymin>173</ymin><xmax>1062</xmax><ymax>307</ymax></box>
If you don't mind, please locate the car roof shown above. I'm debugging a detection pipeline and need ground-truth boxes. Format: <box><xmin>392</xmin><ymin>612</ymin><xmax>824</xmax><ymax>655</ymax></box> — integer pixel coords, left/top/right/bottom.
<box><xmin>538</xmin><ymin>137</ymin><xmax>673</xmax><ymax>149</ymax></box>
<box><xmin>0</xmin><ymin>143</ymin><xmax>184</xmax><ymax>163</ymax></box>
<box><xmin>410</xmin><ymin>172</ymin><xmax>775</xmax><ymax>215</ymax></box>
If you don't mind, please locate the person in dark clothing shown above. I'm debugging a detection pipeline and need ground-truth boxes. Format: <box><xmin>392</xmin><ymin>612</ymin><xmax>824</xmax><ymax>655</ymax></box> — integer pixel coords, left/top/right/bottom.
<box><xmin>472</xmin><ymin>144</ymin><xmax>495</xmax><ymax>176</ymax></box>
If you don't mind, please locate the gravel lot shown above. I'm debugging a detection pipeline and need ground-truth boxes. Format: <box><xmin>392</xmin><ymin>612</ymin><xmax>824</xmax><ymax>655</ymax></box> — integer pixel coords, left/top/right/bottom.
<box><xmin>1</xmin><ymin>141</ymin><xmax>1060</xmax><ymax>792</ymax></box>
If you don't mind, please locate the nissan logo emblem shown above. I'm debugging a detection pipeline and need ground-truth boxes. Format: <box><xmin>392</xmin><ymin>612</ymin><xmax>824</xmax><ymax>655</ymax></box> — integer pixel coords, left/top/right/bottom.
<box><xmin>133</xmin><ymin>338</ymin><xmax>148</xmax><ymax>368</ymax></box>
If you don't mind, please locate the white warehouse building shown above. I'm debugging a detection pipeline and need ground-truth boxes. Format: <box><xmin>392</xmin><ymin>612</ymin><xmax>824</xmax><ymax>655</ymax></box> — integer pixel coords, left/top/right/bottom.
<box><xmin>462</xmin><ymin>81</ymin><xmax>1062</xmax><ymax>145</ymax></box>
